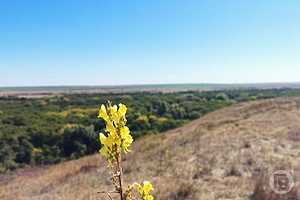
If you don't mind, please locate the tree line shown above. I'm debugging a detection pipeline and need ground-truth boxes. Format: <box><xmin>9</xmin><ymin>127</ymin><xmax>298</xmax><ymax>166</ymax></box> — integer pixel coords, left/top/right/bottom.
<box><xmin>1</xmin><ymin>88</ymin><xmax>300</xmax><ymax>172</ymax></box>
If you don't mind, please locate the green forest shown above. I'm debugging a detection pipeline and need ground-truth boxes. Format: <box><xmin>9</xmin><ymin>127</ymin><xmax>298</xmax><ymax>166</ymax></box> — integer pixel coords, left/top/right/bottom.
<box><xmin>1</xmin><ymin>88</ymin><xmax>300</xmax><ymax>173</ymax></box>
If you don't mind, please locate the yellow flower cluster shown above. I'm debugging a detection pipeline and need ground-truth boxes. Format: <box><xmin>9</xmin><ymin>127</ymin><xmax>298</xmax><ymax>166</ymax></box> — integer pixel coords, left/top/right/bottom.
<box><xmin>134</xmin><ymin>181</ymin><xmax>154</xmax><ymax>200</ymax></box>
<box><xmin>98</xmin><ymin>103</ymin><xmax>133</xmax><ymax>162</ymax></box>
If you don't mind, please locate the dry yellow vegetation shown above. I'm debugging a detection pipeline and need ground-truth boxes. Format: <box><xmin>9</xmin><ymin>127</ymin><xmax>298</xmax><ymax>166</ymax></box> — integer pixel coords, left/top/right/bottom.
<box><xmin>1</xmin><ymin>97</ymin><xmax>300</xmax><ymax>200</ymax></box>
<box><xmin>47</xmin><ymin>108</ymin><xmax>98</xmax><ymax>118</ymax></box>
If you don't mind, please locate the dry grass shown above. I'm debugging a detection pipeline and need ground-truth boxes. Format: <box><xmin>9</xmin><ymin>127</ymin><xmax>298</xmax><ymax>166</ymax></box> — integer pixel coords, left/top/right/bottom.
<box><xmin>2</xmin><ymin>97</ymin><xmax>300</xmax><ymax>199</ymax></box>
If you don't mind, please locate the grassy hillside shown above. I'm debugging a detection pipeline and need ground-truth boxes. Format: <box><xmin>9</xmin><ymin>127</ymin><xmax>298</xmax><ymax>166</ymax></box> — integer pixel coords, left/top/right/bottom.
<box><xmin>2</xmin><ymin>97</ymin><xmax>300</xmax><ymax>200</ymax></box>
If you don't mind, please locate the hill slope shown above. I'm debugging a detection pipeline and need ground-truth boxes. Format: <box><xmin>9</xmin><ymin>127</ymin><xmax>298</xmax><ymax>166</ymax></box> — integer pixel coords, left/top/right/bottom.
<box><xmin>2</xmin><ymin>97</ymin><xmax>300</xmax><ymax>200</ymax></box>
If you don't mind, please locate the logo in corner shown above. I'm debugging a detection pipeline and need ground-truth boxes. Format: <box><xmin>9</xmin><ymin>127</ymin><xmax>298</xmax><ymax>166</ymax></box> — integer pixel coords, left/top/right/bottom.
<box><xmin>269</xmin><ymin>170</ymin><xmax>294</xmax><ymax>194</ymax></box>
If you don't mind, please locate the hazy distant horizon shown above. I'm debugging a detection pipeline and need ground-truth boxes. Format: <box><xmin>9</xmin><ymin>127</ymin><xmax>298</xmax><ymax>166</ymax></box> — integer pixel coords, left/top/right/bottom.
<box><xmin>2</xmin><ymin>82</ymin><xmax>300</xmax><ymax>97</ymax></box>
<box><xmin>2</xmin><ymin>81</ymin><xmax>300</xmax><ymax>88</ymax></box>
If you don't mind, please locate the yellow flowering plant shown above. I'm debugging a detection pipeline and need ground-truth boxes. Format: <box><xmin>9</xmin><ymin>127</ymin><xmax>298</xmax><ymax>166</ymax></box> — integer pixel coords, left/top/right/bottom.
<box><xmin>98</xmin><ymin>102</ymin><xmax>154</xmax><ymax>200</ymax></box>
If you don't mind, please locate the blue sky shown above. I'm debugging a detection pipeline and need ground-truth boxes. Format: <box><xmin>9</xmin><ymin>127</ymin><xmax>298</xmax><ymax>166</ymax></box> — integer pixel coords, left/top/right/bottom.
<box><xmin>1</xmin><ymin>0</ymin><xmax>300</xmax><ymax>86</ymax></box>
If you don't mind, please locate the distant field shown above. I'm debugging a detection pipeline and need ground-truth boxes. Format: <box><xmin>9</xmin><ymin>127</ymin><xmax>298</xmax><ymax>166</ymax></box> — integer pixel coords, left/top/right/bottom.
<box><xmin>2</xmin><ymin>83</ymin><xmax>300</xmax><ymax>98</ymax></box>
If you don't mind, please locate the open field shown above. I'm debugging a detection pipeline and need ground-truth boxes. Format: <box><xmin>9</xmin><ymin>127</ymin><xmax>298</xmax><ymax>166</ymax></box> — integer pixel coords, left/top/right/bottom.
<box><xmin>2</xmin><ymin>97</ymin><xmax>300</xmax><ymax>199</ymax></box>
<box><xmin>2</xmin><ymin>83</ymin><xmax>300</xmax><ymax>98</ymax></box>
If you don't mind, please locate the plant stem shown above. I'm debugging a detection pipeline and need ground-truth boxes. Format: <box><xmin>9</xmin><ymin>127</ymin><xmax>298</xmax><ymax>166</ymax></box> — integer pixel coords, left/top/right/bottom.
<box><xmin>116</xmin><ymin>151</ymin><xmax>124</xmax><ymax>200</ymax></box>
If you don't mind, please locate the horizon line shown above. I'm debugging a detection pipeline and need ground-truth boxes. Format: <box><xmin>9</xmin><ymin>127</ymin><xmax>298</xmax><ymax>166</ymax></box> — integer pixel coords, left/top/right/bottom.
<box><xmin>1</xmin><ymin>81</ymin><xmax>300</xmax><ymax>88</ymax></box>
